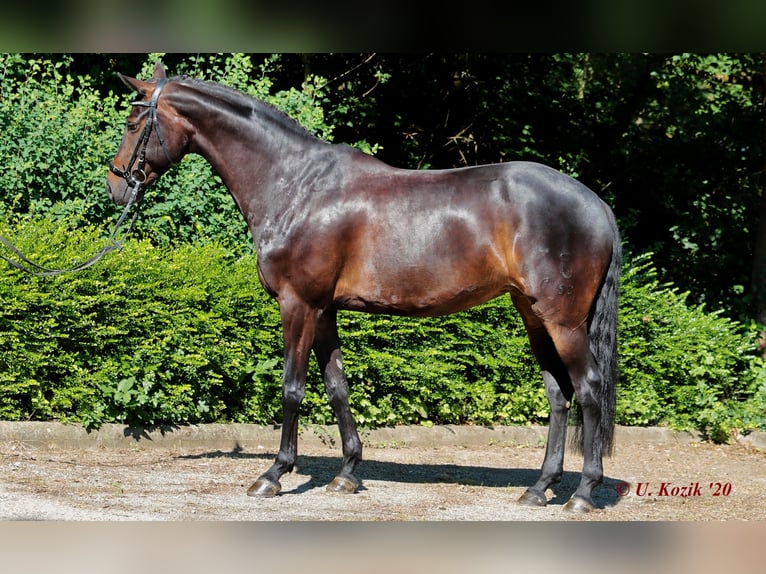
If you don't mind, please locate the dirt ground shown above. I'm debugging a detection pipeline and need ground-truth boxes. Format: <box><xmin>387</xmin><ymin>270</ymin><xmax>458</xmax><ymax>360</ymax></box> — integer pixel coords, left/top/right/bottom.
<box><xmin>0</xmin><ymin>433</ymin><xmax>763</xmax><ymax>521</ymax></box>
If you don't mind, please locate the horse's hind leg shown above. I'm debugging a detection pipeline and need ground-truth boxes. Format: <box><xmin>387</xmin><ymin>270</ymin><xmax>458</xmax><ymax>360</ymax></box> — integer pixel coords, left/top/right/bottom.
<box><xmin>313</xmin><ymin>309</ymin><xmax>362</xmax><ymax>493</ymax></box>
<box><xmin>514</xmin><ymin>298</ymin><xmax>574</xmax><ymax>508</ymax></box>
<box><xmin>545</xmin><ymin>322</ymin><xmax>606</xmax><ymax>513</ymax></box>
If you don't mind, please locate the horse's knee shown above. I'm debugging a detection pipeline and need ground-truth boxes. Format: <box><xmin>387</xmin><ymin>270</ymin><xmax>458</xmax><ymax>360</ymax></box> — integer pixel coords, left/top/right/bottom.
<box><xmin>282</xmin><ymin>384</ymin><xmax>305</xmax><ymax>409</ymax></box>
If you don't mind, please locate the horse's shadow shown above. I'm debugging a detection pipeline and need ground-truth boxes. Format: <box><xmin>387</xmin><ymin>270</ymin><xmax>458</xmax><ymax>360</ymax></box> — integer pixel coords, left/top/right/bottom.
<box><xmin>177</xmin><ymin>448</ymin><xmax>624</xmax><ymax>509</ymax></box>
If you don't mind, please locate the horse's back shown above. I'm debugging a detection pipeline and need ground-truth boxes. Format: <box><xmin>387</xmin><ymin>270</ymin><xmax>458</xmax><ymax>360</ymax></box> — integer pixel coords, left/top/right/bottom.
<box><xmin>350</xmin><ymin>158</ymin><xmax>614</xmax><ymax>237</ymax></box>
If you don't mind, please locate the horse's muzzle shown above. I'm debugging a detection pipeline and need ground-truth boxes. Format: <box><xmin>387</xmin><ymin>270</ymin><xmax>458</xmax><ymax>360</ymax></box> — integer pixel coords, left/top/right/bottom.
<box><xmin>106</xmin><ymin>178</ymin><xmax>144</xmax><ymax>206</ymax></box>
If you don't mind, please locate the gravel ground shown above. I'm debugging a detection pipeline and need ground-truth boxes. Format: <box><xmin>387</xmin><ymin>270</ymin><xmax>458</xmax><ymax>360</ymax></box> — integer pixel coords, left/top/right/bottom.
<box><xmin>0</xmin><ymin>425</ymin><xmax>763</xmax><ymax>521</ymax></box>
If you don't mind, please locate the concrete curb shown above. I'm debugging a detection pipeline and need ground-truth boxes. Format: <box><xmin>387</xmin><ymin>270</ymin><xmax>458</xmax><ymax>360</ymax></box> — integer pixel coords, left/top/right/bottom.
<box><xmin>1</xmin><ymin>421</ymin><xmax>762</xmax><ymax>451</ymax></box>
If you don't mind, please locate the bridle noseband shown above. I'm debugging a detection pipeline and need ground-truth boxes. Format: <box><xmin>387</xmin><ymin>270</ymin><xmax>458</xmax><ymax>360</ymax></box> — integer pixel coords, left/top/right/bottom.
<box><xmin>108</xmin><ymin>78</ymin><xmax>176</xmax><ymax>189</ymax></box>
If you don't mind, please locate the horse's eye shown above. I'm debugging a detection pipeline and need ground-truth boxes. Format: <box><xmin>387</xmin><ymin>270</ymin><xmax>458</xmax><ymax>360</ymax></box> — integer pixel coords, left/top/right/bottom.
<box><xmin>126</xmin><ymin>121</ymin><xmax>139</xmax><ymax>132</ymax></box>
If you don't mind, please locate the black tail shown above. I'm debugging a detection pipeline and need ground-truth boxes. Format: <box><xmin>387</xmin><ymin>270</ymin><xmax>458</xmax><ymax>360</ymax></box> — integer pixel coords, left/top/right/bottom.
<box><xmin>570</xmin><ymin>219</ymin><xmax>621</xmax><ymax>457</ymax></box>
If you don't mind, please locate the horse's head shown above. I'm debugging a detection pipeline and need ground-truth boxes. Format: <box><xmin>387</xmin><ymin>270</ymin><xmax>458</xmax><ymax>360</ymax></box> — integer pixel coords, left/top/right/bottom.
<box><xmin>106</xmin><ymin>62</ymin><xmax>189</xmax><ymax>205</ymax></box>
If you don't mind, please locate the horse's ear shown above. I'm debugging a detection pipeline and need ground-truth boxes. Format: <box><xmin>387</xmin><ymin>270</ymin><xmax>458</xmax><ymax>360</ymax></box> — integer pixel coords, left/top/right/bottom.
<box><xmin>117</xmin><ymin>63</ymin><xmax>165</xmax><ymax>95</ymax></box>
<box><xmin>152</xmin><ymin>61</ymin><xmax>166</xmax><ymax>79</ymax></box>
<box><xmin>118</xmin><ymin>73</ymin><xmax>151</xmax><ymax>96</ymax></box>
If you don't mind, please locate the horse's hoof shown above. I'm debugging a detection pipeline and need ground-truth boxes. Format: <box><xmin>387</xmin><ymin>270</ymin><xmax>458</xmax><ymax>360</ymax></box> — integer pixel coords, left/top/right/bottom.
<box><xmin>563</xmin><ymin>496</ymin><xmax>594</xmax><ymax>513</ymax></box>
<box><xmin>247</xmin><ymin>478</ymin><xmax>281</xmax><ymax>497</ymax></box>
<box><xmin>517</xmin><ymin>489</ymin><xmax>547</xmax><ymax>507</ymax></box>
<box><xmin>326</xmin><ymin>475</ymin><xmax>359</xmax><ymax>494</ymax></box>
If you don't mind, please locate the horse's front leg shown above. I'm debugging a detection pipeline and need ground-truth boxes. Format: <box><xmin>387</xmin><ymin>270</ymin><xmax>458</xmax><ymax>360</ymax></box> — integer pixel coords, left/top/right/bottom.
<box><xmin>248</xmin><ymin>295</ymin><xmax>317</xmax><ymax>497</ymax></box>
<box><xmin>313</xmin><ymin>309</ymin><xmax>362</xmax><ymax>493</ymax></box>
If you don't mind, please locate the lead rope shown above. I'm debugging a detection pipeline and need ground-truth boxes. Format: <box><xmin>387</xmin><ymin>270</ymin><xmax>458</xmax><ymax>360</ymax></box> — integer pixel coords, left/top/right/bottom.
<box><xmin>0</xmin><ymin>179</ymin><xmax>143</xmax><ymax>277</ymax></box>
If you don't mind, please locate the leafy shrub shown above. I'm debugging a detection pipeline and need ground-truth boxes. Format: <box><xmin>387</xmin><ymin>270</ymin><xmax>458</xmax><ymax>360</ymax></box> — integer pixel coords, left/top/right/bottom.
<box><xmin>0</xmin><ymin>54</ymin><xmax>123</xmax><ymax>224</ymax></box>
<box><xmin>1</xmin><ymin>216</ymin><xmax>763</xmax><ymax>442</ymax></box>
<box><xmin>616</xmin><ymin>252</ymin><xmax>765</xmax><ymax>441</ymax></box>
<box><xmin>0</xmin><ymin>216</ymin><xmax>283</xmax><ymax>427</ymax></box>
<box><xmin>333</xmin><ymin>305</ymin><xmax>546</xmax><ymax>428</ymax></box>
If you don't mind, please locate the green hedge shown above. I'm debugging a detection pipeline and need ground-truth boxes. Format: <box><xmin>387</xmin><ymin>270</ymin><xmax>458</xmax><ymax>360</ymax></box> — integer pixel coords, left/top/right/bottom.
<box><xmin>617</xmin><ymin>253</ymin><xmax>765</xmax><ymax>441</ymax></box>
<box><xmin>1</xmin><ymin>217</ymin><xmax>764</xmax><ymax>441</ymax></box>
<box><xmin>0</xmin><ymin>217</ymin><xmax>279</xmax><ymax>428</ymax></box>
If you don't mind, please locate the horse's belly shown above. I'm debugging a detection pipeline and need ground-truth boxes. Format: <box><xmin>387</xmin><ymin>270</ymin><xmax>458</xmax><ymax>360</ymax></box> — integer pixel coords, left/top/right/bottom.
<box><xmin>334</xmin><ymin>268</ymin><xmax>508</xmax><ymax>317</ymax></box>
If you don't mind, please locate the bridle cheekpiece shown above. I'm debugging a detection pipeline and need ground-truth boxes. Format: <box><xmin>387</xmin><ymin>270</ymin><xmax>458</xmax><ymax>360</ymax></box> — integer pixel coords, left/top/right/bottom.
<box><xmin>108</xmin><ymin>78</ymin><xmax>175</xmax><ymax>190</ymax></box>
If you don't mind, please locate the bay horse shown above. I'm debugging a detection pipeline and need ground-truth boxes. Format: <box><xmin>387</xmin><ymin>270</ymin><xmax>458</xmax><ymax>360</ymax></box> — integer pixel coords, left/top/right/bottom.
<box><xmin>106</xmin><ymin>62</ymin><xmax>621</xmax><ymax>513</ymax></box>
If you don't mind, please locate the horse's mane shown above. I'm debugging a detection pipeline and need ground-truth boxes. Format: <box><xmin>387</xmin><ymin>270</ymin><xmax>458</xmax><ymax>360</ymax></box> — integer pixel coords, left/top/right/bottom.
<box><xmin>172</xmin><ymin>75</ymin><xmax>317</xmax><ymax>140</ymax></box>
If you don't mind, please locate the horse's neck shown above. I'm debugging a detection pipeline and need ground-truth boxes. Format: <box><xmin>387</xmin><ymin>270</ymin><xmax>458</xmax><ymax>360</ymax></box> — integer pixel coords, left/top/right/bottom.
<box><xmin>193</xmin><ymin>113</ymin><xmax>309</xmax><ymax>186</ymax></box>
<box><xmin>176</xmin><ymin>88</ymin><xmax>323</xmax><ymax>237</ymax></box>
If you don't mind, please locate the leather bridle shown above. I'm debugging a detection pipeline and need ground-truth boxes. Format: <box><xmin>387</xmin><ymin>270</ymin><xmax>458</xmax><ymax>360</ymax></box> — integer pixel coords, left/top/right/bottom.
<box><xmin>108</xmin><ymin>78</ymin><xmax>176</xmax><ymax>189</ymax></box>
